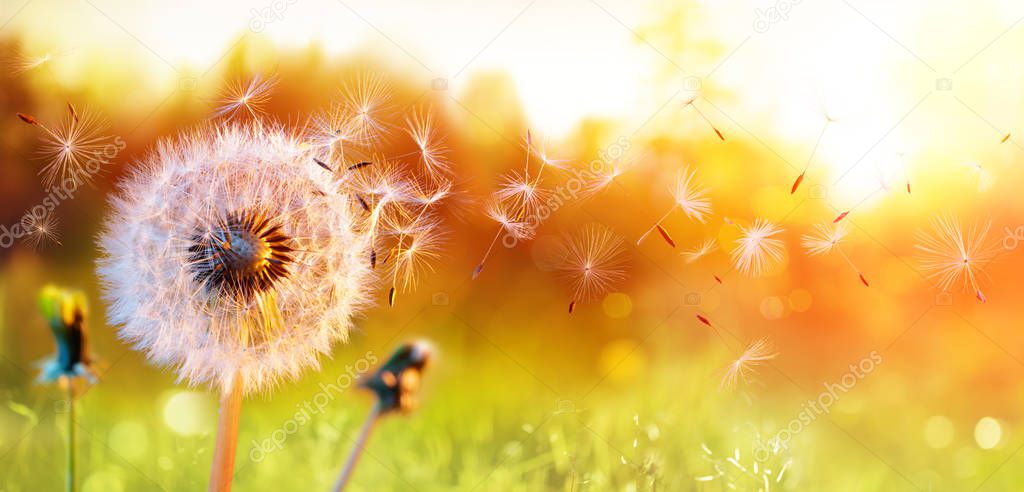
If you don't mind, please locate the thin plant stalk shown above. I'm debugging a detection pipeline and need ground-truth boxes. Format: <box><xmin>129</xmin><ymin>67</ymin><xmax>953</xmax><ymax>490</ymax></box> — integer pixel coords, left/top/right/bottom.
<box><xmin>636</xmin><ymin>207</ymin><xmax>675</xmax><ymax>246</ymax></box>
<box><xmin>65</xmin><ymin>376</ymin><xmax>75</xmax><ymax>492</ymax></box>
<box><xmin>208</xmin><ymin>375</ymin><xmax>243</xmax><ymax>492</ymax></box>
<box><xmin>332</xmin><ymin>401</ymin><xmax>383</xmax><ymax>492</ymax></box>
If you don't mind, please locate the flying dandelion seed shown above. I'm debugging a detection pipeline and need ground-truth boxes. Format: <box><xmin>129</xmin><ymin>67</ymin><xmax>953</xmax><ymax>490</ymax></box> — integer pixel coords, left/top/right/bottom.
<box><xmin>790</xmin><ymin>113</ymin><xmax>834</xmax><ymax>194</ymax></box>
<box><xmin>964</xmin><ymin>162</ymin><xmax>994</xmax><ymax>192</ymax></box>
<box><xmin>21</xmin><ymin>212</ymin><xmax>61</xmax><ymax>249</ymax></box>
<box><xmin>682</xmin><ymin>95</ymin><xmax>724</xmax><ymax>140</ymax></box>
<box><xmin>916</xmin><ymin>215</ymin><xmax>996</xmax><ymax>302</ymax></box>
<box><xmin>472</xmin><ymin>138</ymin><xmax>554</xmax><ymax>279</ymax></box>
<box><xmin>20</xmin><ymin>106</ymin><xmax>113</xmax><ymax>187</ymax></box>
<box><xmin>473</xmin><ymin>199</ymin><xmax>534</xmax><ymax>279</ymax></box>
<box><xmin>721</xmin><ymin>337</ymin><xmax>778</xmax><ymax>389</ymax></box>
<box><xmin>404</xmin><ymin>108</ymin><xmax>450</xmax><ymax>178</ymax></box>
<box><xmin>585</xmin><ymin>158</ymin><xmax>633</xmax><ymax>197</ymax></box>
<box><xmin>212</xmin><ymin>74</ymin><xmax>278</xmax><ymax>121</ymax></box>
<box><xmin>309</xmin><ymin>102</ymin><xmax>370</xmax><ymax>163</ymax></box>
<box><xmin>730</xmin><ymin>219</ymin><xmax>785</xmax><ymax>277</ymax></box>
<box><xmin>802</xmin><ymin>222</ymin><xmax>869</xmax><ymax>286</ymax></box>
<box><xmin>382</xmin><ymin>188</ymin><xmax>450</xmax><ymax>305</ymax></box>
<box><xmin>526</xmin><ymin>135</ymin><xmax>571</xmax><ymax>171</ymax></box>
<box><xmin>494</xmin><ymin>169</ymin><xmax>551</xmax><ymax>217</ymax></box>
<box><xmin>343</xmin><ymin>73</ymin><xmax>392</xmax><ymax>143</ymax></box>
<box><xmin>7</xmin><ymin>48</ymin><xmax>67</xmax><ymax>75</ymax></box>
<box><xmin>554</xmin><ymin>224</ymin><xmax>628</xmax><ymax>313</ymax></box>
<box><xmin>637</xmin><ymin>167</ymin><xmax>712</xmax><ymax>246</ymax></box>
<box><xmin>683</xmin><ymin>237</ymin><xmax>718</xmax><ymax>264</ymax></box>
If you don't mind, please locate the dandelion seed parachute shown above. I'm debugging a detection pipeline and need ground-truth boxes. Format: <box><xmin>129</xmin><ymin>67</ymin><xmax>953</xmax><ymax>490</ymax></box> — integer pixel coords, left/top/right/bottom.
<box><xmin>21</xmin><ymin>212</ymin><xmax>61</xmax><ymax>249</ymax></box>
<box><xmin>19</xmin><ymin>106</ymin><xmax>113</xmax><ymax>187</ymax></box>
<box><xmin>683</xmin><ymin>238</ymin><xmax>718</xmax><ymax>264</ymax></box>
<box><xmin>729</xmin><ymin>219</ymin><xmax>785</xmax><ymax>277</ymax></box>
<box><xmin>915</xmin><ymin>215</ymin><xmax>996</xmax><ymax>303</ymax></box>
<box><xmin>212</xmin><ymin>74</ymin><xmax>278</xmax><ymax>121</ymax></box>
<box><xmin>554</xmin><ymin>224</ymin><xmax>628</xmax><ymax>313</ymax></box>
<box><xmin>97</xmin><ymin>124</ymin><xmax>376</xmax><ymax>395</ymax></box>
<box><xmin>801</xmin><ymin>221</ymin><xmax>868</xmax><ymax>287</ymax></box>
<box><xmin>637</xmin><ymin>167</ymin><xmax>711</xmax><ymax>246</ymax></box>
<box><xmin>720</xmin><ymin>337</ymin><xmax>777</xmax><ymax>389</ymax></box>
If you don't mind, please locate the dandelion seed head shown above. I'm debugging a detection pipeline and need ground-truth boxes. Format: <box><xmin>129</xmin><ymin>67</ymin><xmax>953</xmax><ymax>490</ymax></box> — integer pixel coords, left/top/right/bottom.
<box><xmin>730</xmin><ymin>219</ymin><xmax>785</xmax><ymax>277</ymax></box>
<box><xmin>97</xmin><ymin>124</ymin><xmax>377</xmax><ymax>395</ymax></box>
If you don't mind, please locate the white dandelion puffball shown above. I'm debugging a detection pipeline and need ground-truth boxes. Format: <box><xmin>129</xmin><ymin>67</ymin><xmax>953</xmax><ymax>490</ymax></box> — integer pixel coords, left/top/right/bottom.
<box><xmin>97</xmin><ymin>125</ymin><xmax>373</xmax><ymax>394</ymax></box>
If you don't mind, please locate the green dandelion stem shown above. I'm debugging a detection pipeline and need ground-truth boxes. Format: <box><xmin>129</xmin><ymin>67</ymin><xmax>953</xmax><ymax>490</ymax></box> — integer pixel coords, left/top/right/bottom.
<box><xmin>332</xmin><ymin>401</ymin><xmax>382</xmax><ymax>492</ymax></box>
<box><xmin>65</xmin><ymin>377</ymin><xmax>75</xmax><ymax>492</ymax></box>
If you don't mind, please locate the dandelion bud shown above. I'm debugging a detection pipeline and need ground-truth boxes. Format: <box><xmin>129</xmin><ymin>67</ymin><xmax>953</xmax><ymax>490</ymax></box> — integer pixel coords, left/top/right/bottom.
<box><xmin>37</xmin><ymin>284</ymin><xmax>95</xmax><ymax>383</ymax></box>
<box><xmin>362</xmin><ymin>342</ymin><xmax>431</xmax><ymax>414</ymax></box>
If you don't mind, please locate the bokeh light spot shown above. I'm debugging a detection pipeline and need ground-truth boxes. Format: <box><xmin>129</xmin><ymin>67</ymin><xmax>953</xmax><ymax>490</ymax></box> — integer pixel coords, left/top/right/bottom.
<box><xmin>924</xmin><ymin>416</ymin><xmax>954</xmax><ymax>449</ymax></box>
<box><xmin>109</xmin><ymin>421</ymin><xmax>149</xmax><ymax>459</ymax></box>
<box><xmin>163</xmin><ymin>391</ymin><xmax>216</xmax><ymax>436</ymax></box>
<box><xmin>82</xmin><ymin>469</ymin><xmax>124</xmax><ymax>492</ymax></box>
<box><xmin>788</xmin><ymin>288</ymin><xmax>813</xmax><ymax>312</ymax></box>
<box><xmin>598</xmin><ymin>339</ymin><xmax>645</xmax><ymax>383</ymax></box>
<box><xmin>974</xmin><ymin>417</ymin><xmax>1001</xmax><ymax>449</ymax></box>
<box><xmin>759</xmin><ymin>296</ymin><xmax>785</xmax><ymax>319</ymax></box>
<box><xmin>602</xmin><ymin>292</ymin><xmax>632</xmax><ymax>318</ymax></box>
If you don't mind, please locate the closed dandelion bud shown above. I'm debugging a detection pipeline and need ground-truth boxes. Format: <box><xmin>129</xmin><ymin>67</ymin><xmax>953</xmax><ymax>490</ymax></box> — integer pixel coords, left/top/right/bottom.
<box><xmin>37</xmin><ymin>284</ymin><xmax>95</xmax><ymax>384</ymax></box>
<box><xmin>362</xmin><ymin>342</ymin><xmax>431</xmax><ymax>414</ymax></box>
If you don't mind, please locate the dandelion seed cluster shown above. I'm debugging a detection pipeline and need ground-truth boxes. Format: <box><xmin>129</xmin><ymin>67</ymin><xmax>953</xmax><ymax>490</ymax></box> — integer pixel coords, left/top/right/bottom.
<box><xmin>98</xmin><ymin>76</ymin><xmax>451</xmax><ymax>394</ymax></box>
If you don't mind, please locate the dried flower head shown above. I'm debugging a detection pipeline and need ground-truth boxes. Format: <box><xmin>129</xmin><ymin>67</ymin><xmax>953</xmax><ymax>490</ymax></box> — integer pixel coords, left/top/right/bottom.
<box><xmin>916</xmin><ymin>215</ymin><xmax>996</xmax><ymax>302</ymax></box>
<box><xmin>98</xmin><ymin>124</ymin><xmax>387</xmax><ymax>395</ymax></box>
<box><xmin>37</xmin><ymin>285</ymin><xmax>96</xmax><ymax>384</ymax></box>
<box><xmin>730</xmin><ymin>219</ymin><xmax>785</xmax><ymax>277</ymax></box>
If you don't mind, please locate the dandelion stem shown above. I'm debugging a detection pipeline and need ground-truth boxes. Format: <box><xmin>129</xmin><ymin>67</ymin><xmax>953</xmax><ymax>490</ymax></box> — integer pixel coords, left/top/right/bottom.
<box><xmin>208</xmin><ymin>375</ymin><xmax>243</xmax><ymax>492</ymax></box>
<box><xmin>332</xmin><ymin>400</ymin><xmax>383</xmax><ymax>492</ymax></box>
<box><xmin>65</xmin><ymin>377</ymin><xmax>75</xmax><ymax>492</ymax></box>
